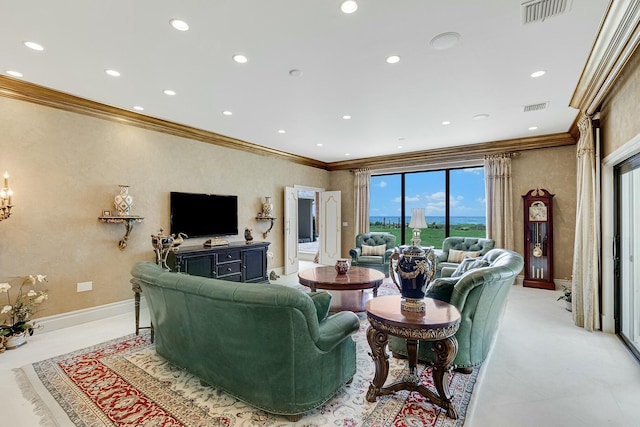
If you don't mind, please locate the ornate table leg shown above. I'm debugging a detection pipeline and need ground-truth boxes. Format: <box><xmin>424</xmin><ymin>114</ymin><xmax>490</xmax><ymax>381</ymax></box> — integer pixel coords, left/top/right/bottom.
<box><xmin>432</xmin><ymin>336</ymin><xmax>459</xmax><ymax>419</ymax></box>
<box><xmin>366</xmin><ymin>325</ymin><xmax>390</xmax><ymax>402</ymax></box>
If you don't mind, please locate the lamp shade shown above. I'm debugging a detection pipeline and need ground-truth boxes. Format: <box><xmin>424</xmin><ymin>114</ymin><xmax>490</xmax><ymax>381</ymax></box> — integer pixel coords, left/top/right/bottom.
<box><xmin>408</xmin><ymin>208</ymin><xmax>428</xmax><ymax>229</ymax></box>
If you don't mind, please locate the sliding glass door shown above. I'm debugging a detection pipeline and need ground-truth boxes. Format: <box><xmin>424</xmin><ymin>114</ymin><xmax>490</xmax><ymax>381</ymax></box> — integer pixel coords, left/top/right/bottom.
<box><xmin>615</xmin><ymin>154</ymin><xmax>640</xmax><ymax>361</ymax></box>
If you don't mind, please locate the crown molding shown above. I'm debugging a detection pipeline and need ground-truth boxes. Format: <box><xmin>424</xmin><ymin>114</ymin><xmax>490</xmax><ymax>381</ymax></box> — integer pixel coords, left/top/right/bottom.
<box><xmin>0</xmin><ymin>76</ymin><xmax>327</xmax><ymax>170</ymax></box>
<box><xmin>326</xmin><ymin>133</ymin><xmax>576</xmax><ymax>171</ymax></box>
<box><xmin>570</xmin><ymin>0</ymin><xmax>640</xmax><ymax>114</ymax></box>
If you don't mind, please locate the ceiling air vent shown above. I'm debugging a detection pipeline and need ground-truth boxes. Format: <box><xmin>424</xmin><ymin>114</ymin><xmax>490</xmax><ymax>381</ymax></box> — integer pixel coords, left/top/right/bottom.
<box><xmin>523</xmin><ymin>102</ymin><xmax>549</xmax><ymax>112</ymax></box>
<box><xmin>522</xmin><ymin>0</ymin><xmax>572</xmax><ymax>24</ymax></box>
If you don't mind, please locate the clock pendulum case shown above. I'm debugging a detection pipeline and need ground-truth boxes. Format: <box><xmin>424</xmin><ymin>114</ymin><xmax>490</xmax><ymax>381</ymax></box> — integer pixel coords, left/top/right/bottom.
<box><xmin>522</xmin><ymin>188</ymin><xmax>555</xmax><ymax>289</ymax></box>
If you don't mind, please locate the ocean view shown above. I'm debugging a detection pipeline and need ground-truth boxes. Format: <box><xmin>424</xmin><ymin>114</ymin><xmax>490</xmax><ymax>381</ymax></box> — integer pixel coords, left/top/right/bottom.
<box><xmin>370</xmin><ymin>216</ymin><xmax>486</xmax><ymax>226</ymax></box>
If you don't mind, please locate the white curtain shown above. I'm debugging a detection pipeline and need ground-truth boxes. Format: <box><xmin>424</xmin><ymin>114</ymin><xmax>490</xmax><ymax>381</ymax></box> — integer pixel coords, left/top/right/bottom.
<box><xmin>353</xmin><ymin>168</ymin><xmax>371</xmax><ymax>235</ymax></box>
<box><xmin>484</xmin><ymin>154</ymin><xmax>515</xmax><ymax>250</ymax></box>
<box><xmin>572</xmin><ymin>114</ymin><xmax>601</xmax><ymax>331</ymax></box>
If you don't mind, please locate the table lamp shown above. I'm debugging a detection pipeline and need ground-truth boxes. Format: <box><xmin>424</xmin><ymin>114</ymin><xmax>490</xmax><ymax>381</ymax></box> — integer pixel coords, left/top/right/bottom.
<box><xmin>408</xmin><ymin>208</ymin><xmax>428</xmax><ymax>248</ymax></box>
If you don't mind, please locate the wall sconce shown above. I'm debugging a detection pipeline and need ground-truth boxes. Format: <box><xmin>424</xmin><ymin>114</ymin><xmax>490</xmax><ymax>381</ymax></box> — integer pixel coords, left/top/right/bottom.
<box><xmin>0</xmin><ymin>172</ymin><xmax>13</xmax><ymax>221</ymax></box>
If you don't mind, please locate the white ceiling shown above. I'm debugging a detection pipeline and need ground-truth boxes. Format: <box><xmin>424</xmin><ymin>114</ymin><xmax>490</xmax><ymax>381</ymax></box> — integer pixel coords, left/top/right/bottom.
<box><xmin>1</xmin><ymin>0</ymin><xmax>609</xmax><ymax>163</ymax></box>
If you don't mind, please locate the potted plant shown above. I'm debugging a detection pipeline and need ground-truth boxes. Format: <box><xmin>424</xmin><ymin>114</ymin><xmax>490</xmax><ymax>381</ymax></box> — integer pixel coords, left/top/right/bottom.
<box><xmin>0</xmin><ymin>274</ymin><xmax>48</xmax><ymax>350</ymax></box>
<box><xmin>557</xmin><ymin>285</ymin><xmax>572</xmax><ymax>311</ymax></box>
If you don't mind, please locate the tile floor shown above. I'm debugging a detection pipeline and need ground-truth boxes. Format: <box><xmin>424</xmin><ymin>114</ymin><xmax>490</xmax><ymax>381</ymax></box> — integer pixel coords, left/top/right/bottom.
<box><xmin>1</xmin><ymin>261</ymin><xmax>639</xmax><ymax>426</ymax></box>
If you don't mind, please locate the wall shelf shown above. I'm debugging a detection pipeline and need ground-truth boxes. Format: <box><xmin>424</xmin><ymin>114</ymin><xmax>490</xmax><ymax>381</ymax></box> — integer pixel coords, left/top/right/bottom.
<box><xmin>256</xmin><ymin>216</ymin><xmax>276</xmax><ymax>238</ymax></box>
<box><xmin>98</xmin><ymin>215</ymin><xmax>144</xmax><ymax>250</ymax></box>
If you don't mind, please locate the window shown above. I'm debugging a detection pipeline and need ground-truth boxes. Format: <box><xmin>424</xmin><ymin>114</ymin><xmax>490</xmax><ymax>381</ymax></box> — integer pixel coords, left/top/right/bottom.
<box><xmin>370</xmin><ymin>167</ymin><xmax>486</xmax><ymax>248</ymax></box>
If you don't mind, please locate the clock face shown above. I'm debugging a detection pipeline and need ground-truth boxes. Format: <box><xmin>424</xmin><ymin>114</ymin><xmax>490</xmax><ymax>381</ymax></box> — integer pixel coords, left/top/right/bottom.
<box><xmin>529</xmin><ymin>201</ymin><xmax>547</xmax><ymax>221</ymax></box>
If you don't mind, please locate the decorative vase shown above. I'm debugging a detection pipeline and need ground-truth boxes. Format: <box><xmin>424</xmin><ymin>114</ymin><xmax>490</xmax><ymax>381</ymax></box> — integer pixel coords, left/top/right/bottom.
<box><xmin>335</xmin><ymin>258</ymin><xmax>350</xmax><ymax>275</ymax></box>
<box><xmin>262</xmin><ymin>196</ymin><xmax>273</xmax><ymax>217</ymax></box>
<box><xmin>244</xmin><ymin>227</ymin><xmax>254</xmax><ymax>244</ymax></box>
<box><xmin>390</xmin><ymin>246</ymin><xmax>437</xmax><ymax>315</ymax></box>
<box><xmin>114</xmin><ymin>185</ymin><xmax>134</xmax><ymax>216</ymax></box>
<box><xmin>5</xmin><ymin>331</ymin><xmax>27</xmax><ymax>349</ymax></box>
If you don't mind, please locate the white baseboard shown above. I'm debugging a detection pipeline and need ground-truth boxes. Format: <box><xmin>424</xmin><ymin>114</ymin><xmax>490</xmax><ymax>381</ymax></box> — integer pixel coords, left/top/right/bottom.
<box><xmin>36</xmin><ymin>297</ymin><xmax>148</xmax><ymax>333</ymax></box>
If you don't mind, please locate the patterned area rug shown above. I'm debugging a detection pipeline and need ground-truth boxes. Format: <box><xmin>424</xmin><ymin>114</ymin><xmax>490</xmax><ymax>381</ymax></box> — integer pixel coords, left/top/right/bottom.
<box><xmin>15</xmin><ymin>313</ymin><xmax>478</xmax><ymax>427</ymax></box>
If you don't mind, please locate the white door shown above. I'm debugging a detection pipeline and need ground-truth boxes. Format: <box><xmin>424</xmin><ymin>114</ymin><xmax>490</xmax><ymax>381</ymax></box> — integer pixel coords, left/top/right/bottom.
<box><xmin>319</xmin><ymin>191</ymin><xmax>341</xmax><ymax>266</ymax></box>
<box><xmin>284</xmin><ymin>186</ymin><xmax>299</xmax><ymax>275</ymax></box>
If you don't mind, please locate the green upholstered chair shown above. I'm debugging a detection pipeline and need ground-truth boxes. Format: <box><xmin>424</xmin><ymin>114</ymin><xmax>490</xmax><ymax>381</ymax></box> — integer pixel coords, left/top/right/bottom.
<box><xmin>349</xmin><ymin>232</ymin><xmax>396</xmax><ymax>277</ymax></box>
<box><xmin>389</xmin><ymin>248</ymin><xmax>524</xmax><ymax>371</ymax></box>
<box><xmin>436</xmin><ymin>236</ymin><xmax>495</xmax><ymax>277</ymax></box>
<box><xmin>130</xmin><ymin>262</ymin><xmax>360</xmax><ymax>420</ymax></box>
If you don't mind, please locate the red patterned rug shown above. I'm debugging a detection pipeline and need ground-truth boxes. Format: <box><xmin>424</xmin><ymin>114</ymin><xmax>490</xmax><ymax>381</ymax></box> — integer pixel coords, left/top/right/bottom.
<box><xmin>16</xmin><ymin>316</ymin><xmax>478</xmax><ymax>427</ymax></box>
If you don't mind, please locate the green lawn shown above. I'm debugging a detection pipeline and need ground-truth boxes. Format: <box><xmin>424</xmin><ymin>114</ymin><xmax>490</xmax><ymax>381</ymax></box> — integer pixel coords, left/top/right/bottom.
<box><xmin>370</xmin><ymin>224</ymin><xmax>486</xmax><ymax>248</ymax></box>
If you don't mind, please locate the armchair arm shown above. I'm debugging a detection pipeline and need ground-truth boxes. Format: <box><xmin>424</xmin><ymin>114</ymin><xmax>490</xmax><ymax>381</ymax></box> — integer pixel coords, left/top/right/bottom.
<box><xmin>349</xmin><ymin>247</ymin><xmax>361</xmax><ymax>260</ymax></box>
<box><xmin>441</xmin><ymin>266</ymin><xmax>456</xmax><ymax>277</ymax></box>
<box><xmin>316</xmin><ymin>311</ymin><xmax>360</xmax><ymax>352</ymax></box>
<box><xmin>384</xmin><ymin>248</ymin><xmax>395</xmax><ymax>262</ymax></box>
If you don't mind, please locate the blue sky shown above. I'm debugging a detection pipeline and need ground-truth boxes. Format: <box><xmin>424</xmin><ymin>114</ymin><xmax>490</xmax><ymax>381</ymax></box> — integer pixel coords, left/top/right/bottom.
<box><xmin>370</xmin><ymin>167</ymin><xmax>486</xmax><ymax>218</ymax></box>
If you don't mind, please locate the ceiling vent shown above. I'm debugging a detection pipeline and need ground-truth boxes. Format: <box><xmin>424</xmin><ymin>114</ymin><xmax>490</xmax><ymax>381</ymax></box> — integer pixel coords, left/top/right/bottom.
<box><xmin>523</xmin><ymin>102</ymin><xmax>550</xmax><ymax>112</ymax></box>
<box><xmin>522</xmin><ymin>0</ymin><xmax>572</xmax><ymax>24</ymax></box>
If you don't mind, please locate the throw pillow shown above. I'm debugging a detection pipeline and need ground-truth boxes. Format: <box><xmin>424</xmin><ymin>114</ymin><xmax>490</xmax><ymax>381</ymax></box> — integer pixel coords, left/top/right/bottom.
<box><xmin>447</xmin><ymin>249</ymin><xmax>481</xmax><ymax>263</ymax></box>
<box><xmin>451</xmin><ymin>256</ymin><xmax>490</xmax><ymax>277</ymax></box>
<box><xmin>309</xmin><ymin>291</ymin><xmax>332</xmax><ymax>322</ymax></box>
<box><xmin>362</xmin><ymin>244</ymin><xmax>386</xmax><ymax>256</ymax></box>
<box><xmin>425</xmin><ymin>278</ymin><xmax>459</xmax><ymax>302</ymax></box>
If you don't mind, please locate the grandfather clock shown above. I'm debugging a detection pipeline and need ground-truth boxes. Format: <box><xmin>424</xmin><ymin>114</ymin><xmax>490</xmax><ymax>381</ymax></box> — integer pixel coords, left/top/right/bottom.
<box><xmin>522</xmin><ymin>188</ymin><xmax>555</xmax><ymax>289</ymax></box>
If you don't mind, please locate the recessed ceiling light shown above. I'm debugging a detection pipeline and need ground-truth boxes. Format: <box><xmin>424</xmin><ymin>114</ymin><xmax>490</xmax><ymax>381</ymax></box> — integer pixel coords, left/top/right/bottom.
<box><xmin>163</xmin><ymin>89</ymin><xmax>176</xmax><ymax>96</ymax></box>
<box><xmin>278</xmin><ymin>129</ymin><xmax>286</xmax><ymax>134</ymax></box>
<box><xmin>397</xmin><ymin>145</ymin><xmax>404</xmax><ymax>149</ymax></box>
<box><xmin>133</xmin><ymin>106</ymin><xmax>144</xmax><ymax>111</ymax></box>
<box><xmin>342</xmin><ymin>115</ymin><xmax>351</xmax><ymax>120</ymax></box>
<box><xmin>472</xmin><ymin>113</ymin><xmax>489</xmax><ymax>120</ymax></box>
<box><xmin>105</xmin><ymin>69</ymin><xmax>120</xmax><ymax>77</ymax></box>
<box><xmin>24</xmin><ymin>41</ymin><xmax>44</xmax><ymax>51</ymax></box>
<box><xmin>430</xmin><ymin>32</ymin><xmax>461</xmax><ymax>50</ymax></box>
<box><xmin>345</xmin><ymin>153</ymin><xmax>351</xmax><ymax>156</ymax></box>
<box><xmin>223</xmin><ymin>110</ymin><xmax>233</xmax><ymax>116</ymax></box>
<box><xmin>5</xmin><ymin>70</ymin><xmax>23</xmax><ymax>77</ymax></box>
<box><xmin>386</xmin><ymin>55</ymin><xmax>400</xmax><ymax>64</ymax></box>
<box><xmin>317</xmin><ymin>143</ymin><xmax>323</xmax><ymax>147</ymax></box>
<box><xmin>529</xmin><ymin>126</ymin><xmax>538</xmax><ymax>131</ymax></box>
<box><xmin>341</xmin><ymin>1</ymin><xmax>358</xmax><ymax>14</ymax></box>
<box><xmin>442</xmin><ymin>121</ymin><xmax>451</xmax><ymax>125</ymax></box>
<box><xmin>531</xmin><ymin>70</ymin><xmax>546</xmax><ymax>78</ymax></box>
<box><xmin>170</xmin><ymin>19</ymin><xmax>189</xmax><ymax>31</ymax></box>
<box><xmin>289</xmin><ymin>69</ymin><xmax>303</xmax><ymax>77</ymax></box>
<box><xmin>233</xmin><ymin>54</ymin><xmax>248</xmax><ymax>64</ymax></box>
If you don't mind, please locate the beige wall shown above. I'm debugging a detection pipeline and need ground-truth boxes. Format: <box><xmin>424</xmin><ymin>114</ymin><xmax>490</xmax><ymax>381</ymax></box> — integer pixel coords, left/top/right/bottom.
<box><xmin>0</xmin><ymin>96</ymin><xmax>330</xmax><ymax>317</ymax></box>
<box><xmin>600</xmin><ymin>42</ymin><xmax>640</xmax><ymax>156</ymax></box>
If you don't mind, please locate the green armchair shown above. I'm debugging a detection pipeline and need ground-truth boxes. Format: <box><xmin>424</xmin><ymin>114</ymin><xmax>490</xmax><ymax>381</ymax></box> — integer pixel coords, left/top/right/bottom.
<box><xmin>389</xmin><ymin>248</ymin><xmax>524</xmax><ymax>370</ymax></box>
<box><xmin>130</xmin><ymin>262</ymin><xmax>360</xmax><ymax>419</ymax></box>
<box><xmin>436</xmin><ymin>236</ymin><xmax>495</xmax><ymax>276</ymax></box>
<box><xmin>349</xmin><ymin>232</ymin><xmax>396</xmax><ymax>277</ymax></box>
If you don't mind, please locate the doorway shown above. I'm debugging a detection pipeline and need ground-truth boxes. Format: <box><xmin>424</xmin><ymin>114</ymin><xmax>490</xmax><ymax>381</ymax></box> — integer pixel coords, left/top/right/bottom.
<box><xmin>297</xmin><ymin>190</ymin><xmax>319</xmax><ymax>260</ymax></box>
<box><xmin>615</xmin><ymin>153</ymin><xmax>640</xmax><ymax>361</ymax></box>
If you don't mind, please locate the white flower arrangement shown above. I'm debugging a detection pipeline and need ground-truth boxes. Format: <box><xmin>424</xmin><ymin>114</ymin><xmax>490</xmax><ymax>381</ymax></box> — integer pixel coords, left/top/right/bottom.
<box><xmin>0</xmin><ymin>274</ymin><xmax>48</xmax><ymax>338</ymax></box>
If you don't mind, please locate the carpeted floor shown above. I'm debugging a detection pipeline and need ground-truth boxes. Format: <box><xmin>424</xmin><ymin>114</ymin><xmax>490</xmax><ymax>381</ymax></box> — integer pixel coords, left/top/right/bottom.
<box><xmin>15</xmin><ymin>311</ymin><xmax>478</xmax><ymax>427</ymax></box>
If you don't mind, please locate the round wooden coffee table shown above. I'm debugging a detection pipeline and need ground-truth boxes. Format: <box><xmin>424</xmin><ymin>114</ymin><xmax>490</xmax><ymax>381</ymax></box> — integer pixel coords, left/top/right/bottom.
<box><xmin>298</xmin><ymin>266</ymin><xmax>385</xmax><ymax>311</ymax></box>
<box><xmin>365</xmin><ymin>295</ymin><xmax>461</xmax><ymax>419</ymax></box>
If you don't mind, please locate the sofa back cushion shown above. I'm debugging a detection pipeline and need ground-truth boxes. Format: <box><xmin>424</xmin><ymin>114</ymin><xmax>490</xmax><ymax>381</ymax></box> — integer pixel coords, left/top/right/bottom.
<box><xmin>447</xmin><ymin>249</ymin><xmax>480</xmax><ymax>263</ymax></box>
<box><xmin>355</xmin><ymin>232</ymin><xmax>396</xmax><ymax>249</ymax></box>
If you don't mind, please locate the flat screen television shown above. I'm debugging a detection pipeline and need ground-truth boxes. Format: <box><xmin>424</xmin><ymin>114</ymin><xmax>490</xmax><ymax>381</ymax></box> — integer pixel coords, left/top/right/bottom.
<box><xmin>170</xmin><ymin>192</ymin><xmax>238</xmax><ymax>238</ymax></box>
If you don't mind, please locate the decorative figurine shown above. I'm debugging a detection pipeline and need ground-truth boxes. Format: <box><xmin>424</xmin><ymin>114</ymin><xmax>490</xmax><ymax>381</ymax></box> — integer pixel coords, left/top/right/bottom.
<box><xmin>244</xmin><ymin>227</ymin><xmax>254</xmax><ymax>244</ymax></box>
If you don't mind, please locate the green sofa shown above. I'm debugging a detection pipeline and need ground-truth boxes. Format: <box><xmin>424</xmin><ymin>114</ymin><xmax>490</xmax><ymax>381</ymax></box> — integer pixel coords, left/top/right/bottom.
<box><xmin>130</xmin><ymin>262</ymin><xmax>360</xmax><ymax>419</ymax></box>
<box><xmin>389</xmin><ymin>248</ymin><xmax>523</xmax><ymax>370</ymax></box>
<box><xmin>349</xmin><ymin>232</ymin><xmax>396</xmax><ymax>276</ymax></box>
<box><xmin>436</xmin><ymin>236</ymin><xmax>495</xmax><ymax>277</ymax></box>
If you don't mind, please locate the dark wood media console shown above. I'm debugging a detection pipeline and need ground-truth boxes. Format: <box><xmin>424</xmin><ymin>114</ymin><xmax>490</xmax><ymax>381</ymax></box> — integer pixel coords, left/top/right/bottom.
<box><xmin>167</xmin><ymin>241</ymin><xmax>270</xmax><ymax>283</ymax></box>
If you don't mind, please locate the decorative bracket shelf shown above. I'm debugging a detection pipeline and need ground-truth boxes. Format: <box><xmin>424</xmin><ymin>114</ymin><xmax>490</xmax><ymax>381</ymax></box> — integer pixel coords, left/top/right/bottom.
<box><xmin>256</xmin><ymin>216</ymin><xmax>276</xmax><ymax>238</ymax></box>
<box><xmin>99</xmin><ymin>215</ymin><xmax>144</xmax><ymax>250</ymax></box>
